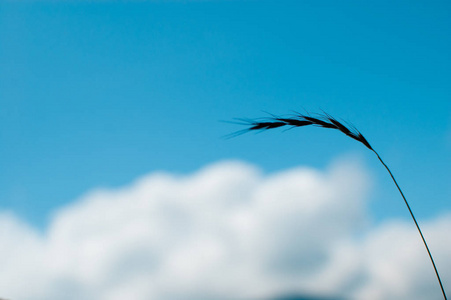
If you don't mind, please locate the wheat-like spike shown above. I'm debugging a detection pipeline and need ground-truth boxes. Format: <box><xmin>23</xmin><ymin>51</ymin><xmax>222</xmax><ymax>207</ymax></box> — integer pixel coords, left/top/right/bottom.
<box><xmin>231</xmin><ymin>112</ymin><xmax>373</xmax><ymax>150</ymax></box>
<box><xmin>230</xmin><ymin>111</ymin><xmax>447</xmax><ymax>300</ymax></box>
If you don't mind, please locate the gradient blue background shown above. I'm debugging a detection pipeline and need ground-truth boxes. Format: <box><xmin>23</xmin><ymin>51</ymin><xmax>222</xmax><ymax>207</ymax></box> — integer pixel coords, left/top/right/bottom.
<box><xmin>1</xmin><ymin>0</ymin><xmax>450</xmax><ymax>228</ymax></box>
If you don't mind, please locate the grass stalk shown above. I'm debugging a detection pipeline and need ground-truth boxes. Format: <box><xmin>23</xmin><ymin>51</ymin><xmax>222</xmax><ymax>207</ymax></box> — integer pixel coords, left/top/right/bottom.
<box><xmin>230</xmin><ymin>111</ymin><xmax>447</xmax><ymax>300</ymax></box>
<box><xmin>373</xmin><ymin>151</ymin><xmax>447</xmax><ymax>300</ymax></box>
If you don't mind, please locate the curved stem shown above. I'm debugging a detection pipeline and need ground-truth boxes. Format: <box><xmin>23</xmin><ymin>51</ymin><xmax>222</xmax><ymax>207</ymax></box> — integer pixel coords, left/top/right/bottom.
<box><xmin>372</xmin><ymin>150</ymin><xmax>447</xmax><ymax>300</ymax></box>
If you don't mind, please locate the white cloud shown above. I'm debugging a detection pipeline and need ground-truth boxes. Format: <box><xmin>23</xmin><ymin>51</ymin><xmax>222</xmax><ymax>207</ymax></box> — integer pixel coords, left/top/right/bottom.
<box><xmin>352</xmin><ymin>215</ymin><xmax>451</xmax><ymax>300</ymax></box>
<box><xmin>0</xmin><ymin>158</ymin><xmax>450</xmax><ymax>300</ymax></box>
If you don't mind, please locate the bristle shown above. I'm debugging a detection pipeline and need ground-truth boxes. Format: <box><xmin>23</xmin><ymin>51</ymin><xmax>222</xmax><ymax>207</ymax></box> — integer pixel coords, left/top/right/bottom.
<box><xmin>324</xmin><ymin>115</ymin><xmax>353</xmax><ymax>136</ymax></box>
<box><xmin>276</xmin><ymin>118</ymin><xmax>312</xmax><ymax>127</ymax></box>
<box><xmin>357</xmin><ymin>132</ymin><xmax>373</xmax><ymax>150</ymax></box>
<box><xmin>302</xmin><ymin>116</ymin><xmax>337</xmax><ymax>129</ymax></box>
<box><xmin>249</xmin><ymin>121</ymin><xmax>286</xmax><ymax>130</ymax></box>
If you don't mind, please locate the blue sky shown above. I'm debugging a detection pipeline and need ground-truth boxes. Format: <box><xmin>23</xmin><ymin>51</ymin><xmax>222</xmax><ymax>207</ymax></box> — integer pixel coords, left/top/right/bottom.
<box><xmin>1</xmin><ymin>0</ymin><xmax>450</xmax><ymax>229</ymax></box>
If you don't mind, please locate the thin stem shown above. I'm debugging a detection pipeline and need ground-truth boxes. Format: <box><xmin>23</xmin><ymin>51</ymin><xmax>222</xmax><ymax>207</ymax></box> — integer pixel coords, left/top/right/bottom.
<box><xmin>373</xmin><ymin>150</ymin><xmax>447</xmax><ymax>300</ymax></box>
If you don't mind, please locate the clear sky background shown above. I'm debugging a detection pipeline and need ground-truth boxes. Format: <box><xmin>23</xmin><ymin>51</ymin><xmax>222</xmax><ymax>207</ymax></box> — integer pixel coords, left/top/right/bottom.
<box><xmin>1</xmin><ymin>0</ymin><xmax>449</xmax><ymax>227</ymax></box>
<box><xmin>0</xmin><ymin>1</ymin><xmax>450</xmax><ymax>299</ymax></box>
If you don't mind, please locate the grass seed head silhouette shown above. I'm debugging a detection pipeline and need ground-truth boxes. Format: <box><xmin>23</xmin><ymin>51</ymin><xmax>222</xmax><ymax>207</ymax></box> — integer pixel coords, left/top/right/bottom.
<box><xmin>230</xmin><ymin>111</ymin><xmax>447</xmax><ymax>300</ymax></box>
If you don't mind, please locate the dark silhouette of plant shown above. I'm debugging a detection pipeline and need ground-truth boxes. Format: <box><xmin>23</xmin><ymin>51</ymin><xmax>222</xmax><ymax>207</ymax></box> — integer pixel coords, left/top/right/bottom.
<box><xmin>229</xmin><ymin>111</ymin><xmax>447</xmax><ymax>300</ymax></box>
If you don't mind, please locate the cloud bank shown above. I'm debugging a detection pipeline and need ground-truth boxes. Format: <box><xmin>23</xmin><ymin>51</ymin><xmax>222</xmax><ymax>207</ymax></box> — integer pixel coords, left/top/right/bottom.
<box><xmin>0</xmin><ymin>159</ymin><xmax>450</xmax><ymax>300</ymax></box>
